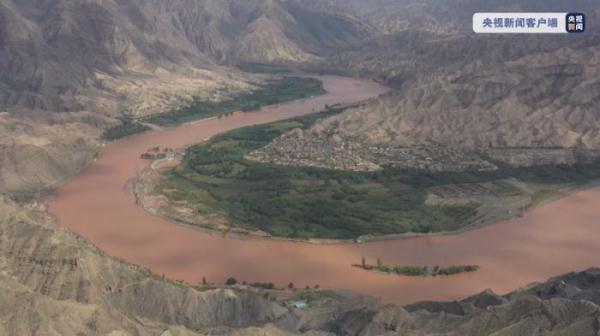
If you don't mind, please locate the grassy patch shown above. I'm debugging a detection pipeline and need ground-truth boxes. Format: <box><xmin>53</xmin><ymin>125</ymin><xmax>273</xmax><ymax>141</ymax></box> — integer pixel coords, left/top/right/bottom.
<box><xmin>102</xmin><ymin>119</ymin><xmax>151</xmax><ymax>140</ymax></box>
<box><xmin>143</xmin><ymin>77</ymin><xmax>325</xmax><ymax>127</ymax></box>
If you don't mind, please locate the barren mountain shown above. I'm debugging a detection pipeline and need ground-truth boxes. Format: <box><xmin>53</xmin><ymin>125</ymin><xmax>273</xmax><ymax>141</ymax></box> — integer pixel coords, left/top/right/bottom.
<box><xmin>0</xmin><ymin>111</ymin><xmax>105</xmax><ymax>196</ymax></box>
<box><xmin>0</xmin><ymin>196</ymin><xmax>289</xmax><ymax>335</ymax></box>
<box><xmin>0</xmin><ymin>0</ymin><xmax>223</xmax><ymax>112</ymax></box>
<box><xmin>319</xmin><ymin>268</ymin><xmax>600</xmax><ymax>336</ymax></box>
<box><xmin>145</xmin><ymin>0</ymin><xmax>374</xmax><ymax>64</ymax></box>
<box><xmin>259</xmin><ymin>3</ymin><xmax>600</xmax><ymax>172</ymax></box>
<box><xmin>0</xmin><ymin>0</ymin><xmax>374</xmax><ymax>113</ymax></box>
<box><xmin>304</xmin><ymin>0</ymin><xmax>600</xmax><ymax>35</ymax></box>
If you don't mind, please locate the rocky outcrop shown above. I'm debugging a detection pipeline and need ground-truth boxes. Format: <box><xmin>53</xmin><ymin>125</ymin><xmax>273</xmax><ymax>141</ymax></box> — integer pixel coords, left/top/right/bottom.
<box><xmin>287</xmin><ymin>270</ymin><xmax>600</xmax><ymax>336</ymax></box>
<box><xmin>0</xmin><ymin>112</ymin><xmax>105</xmax><ymax>195</ymax></box>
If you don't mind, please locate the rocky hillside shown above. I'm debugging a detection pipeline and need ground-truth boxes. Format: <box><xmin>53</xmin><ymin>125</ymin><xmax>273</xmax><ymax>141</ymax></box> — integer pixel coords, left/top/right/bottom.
<box><xmin>145</xmin><ymin>0</ymin><xmax>374</xmax><ymax>64</ymax></box>
<box><xmin>0</xmin><ymin>0</ymin><xmax>374</xmax><ymax>113</ymax></box>
<box><xmin>0</xmin><ymin>196</ymin><xmax>290</xmax><ymax>335</ymax></box>
<box><xmin>0</xmin><ymin>0</ymin><xmax>227</xmax><ymax>112</ymax></box>
<box><xmin>260</xmin><ymin>3</ymin><xmax>600</xmax><ymax>172</ymax></box>
<box><xmin>313</xmin><ymin>268</ymin><xmax>600</xmax><ymax>335</ymax></box>
<box><xmin>0</xmin><ymin>111</ymin><xmax>108</xmax><ymax>196</ymax></box>
<box><xmin>304</xmin><ymin>0</ymin><xmax>600</xmax><ymax>35</ymax></box>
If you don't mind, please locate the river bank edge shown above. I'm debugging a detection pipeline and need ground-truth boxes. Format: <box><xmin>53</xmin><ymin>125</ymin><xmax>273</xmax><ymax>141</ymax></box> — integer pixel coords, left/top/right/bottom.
<box><xmin>133</xmin><ymin>134</ymin><xmax>600</xmax><ymax>246</ymax></box>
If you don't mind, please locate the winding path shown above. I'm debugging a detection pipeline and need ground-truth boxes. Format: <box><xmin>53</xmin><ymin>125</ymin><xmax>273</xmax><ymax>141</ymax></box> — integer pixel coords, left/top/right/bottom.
<box><xmin>50</xmin><ymin>76</ymin><xmax>600</xmax><ymax>304</ymax></box>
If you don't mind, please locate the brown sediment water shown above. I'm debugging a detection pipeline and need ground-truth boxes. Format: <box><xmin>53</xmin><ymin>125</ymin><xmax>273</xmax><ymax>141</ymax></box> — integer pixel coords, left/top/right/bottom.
<box><xmin>49</xmin><ymin>76</ymin><xmax>600</xmax><ymax>305</ymax></box>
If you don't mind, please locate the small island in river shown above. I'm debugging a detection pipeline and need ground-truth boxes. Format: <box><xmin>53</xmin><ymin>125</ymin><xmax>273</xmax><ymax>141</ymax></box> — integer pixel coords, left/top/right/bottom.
<box><xmin>353</xmin><ymin>257</ymin><xmax>480</xmax><ymax>277</ymax></box>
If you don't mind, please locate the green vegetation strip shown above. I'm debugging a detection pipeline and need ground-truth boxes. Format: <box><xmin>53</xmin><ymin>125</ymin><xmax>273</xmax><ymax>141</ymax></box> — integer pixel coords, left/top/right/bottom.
<box><xmin>157</xmin><ymin>106</ymin><xmax>478</xmax><ymax>240</ymax></box>
<box><xmin>143</xmin><ymin>77</ymin><xmax>325</xmax><ymax>127</ymax></box>
<box><xmin>101</xmin><ymin>77</ymin><xmax>324</xmax><ymax>140</ymax></box>
<box><xmin>353</xmin><ymin>258</ymin><xmax>479</xmax><ymax>277</ymax></box>
<box><xmin>102</xmin><ymin>119</ymin><xmax>151</xmax><ymax>141</ymax></box>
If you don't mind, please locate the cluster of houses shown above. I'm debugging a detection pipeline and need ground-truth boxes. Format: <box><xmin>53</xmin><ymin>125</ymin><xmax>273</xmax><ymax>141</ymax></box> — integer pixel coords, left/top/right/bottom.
<box><xmin>370</xmin><ymin>145</ymin><xmax>498</xmax><ymax>172</ymax></box>
<box><xmin>247</xmin><ymin>130</ymin><xmax>381</xmax><ymax>172</ymax></box>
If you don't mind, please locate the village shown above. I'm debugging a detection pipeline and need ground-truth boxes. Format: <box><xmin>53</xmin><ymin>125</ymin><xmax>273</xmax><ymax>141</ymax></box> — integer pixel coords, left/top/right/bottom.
<box><xmin>246</xmin><ymin>128</ymin><xmax>382</xmax><ymax>172</ymax></box>
<box><xmin>247</xmin><ymin>126</ymin><xmax>501</xmax><ymax>173</ymax></box>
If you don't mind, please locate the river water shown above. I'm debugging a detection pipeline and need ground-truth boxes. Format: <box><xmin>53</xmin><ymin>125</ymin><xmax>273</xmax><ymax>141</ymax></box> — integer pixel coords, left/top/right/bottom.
<box><xmin>49</xmin><ymin>76</ymin><xmax>600</xmax><ymax>304</ymax></box>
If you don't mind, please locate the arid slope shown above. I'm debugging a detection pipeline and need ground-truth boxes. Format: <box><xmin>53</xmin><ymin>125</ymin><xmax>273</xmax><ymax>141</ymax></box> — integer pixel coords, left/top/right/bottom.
<box><xmin>261</xmin><ymin>7</ymin><xmax>600</xmax><ymax>171</ymax></box>
<box><xmin>0</xmin><ymin>196</ymin><xmax>288</xmax><ymax>335</ymax></box>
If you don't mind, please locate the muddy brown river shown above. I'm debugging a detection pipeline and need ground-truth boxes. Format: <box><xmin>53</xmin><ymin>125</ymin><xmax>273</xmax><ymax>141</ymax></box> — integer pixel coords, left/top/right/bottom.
<box><xmin>50</xmin><ymin>76</ymin><xmax>600</xmax><ymax>305</ymax></box>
